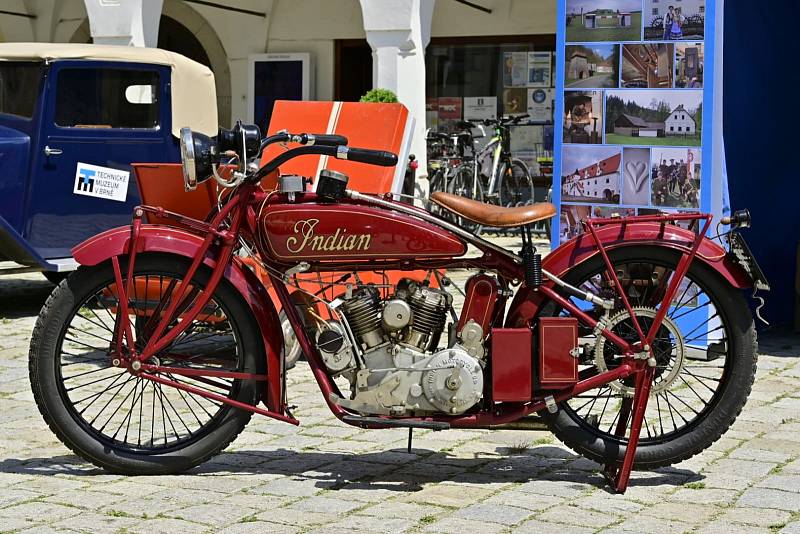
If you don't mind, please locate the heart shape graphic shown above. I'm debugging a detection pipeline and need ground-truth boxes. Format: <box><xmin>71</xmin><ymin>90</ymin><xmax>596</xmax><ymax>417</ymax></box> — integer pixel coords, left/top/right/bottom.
<box><xmin>625</xmin><ymin>161</ymin><xmax>648</xmax><ymax>193</ymax></box>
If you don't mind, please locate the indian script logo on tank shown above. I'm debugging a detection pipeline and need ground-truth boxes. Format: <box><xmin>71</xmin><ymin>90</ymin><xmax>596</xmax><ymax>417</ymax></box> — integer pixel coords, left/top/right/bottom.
<box><xmin>286</xmin><ymin>219</ymin><xmax>372</xmax><ymax>253</ymax></box>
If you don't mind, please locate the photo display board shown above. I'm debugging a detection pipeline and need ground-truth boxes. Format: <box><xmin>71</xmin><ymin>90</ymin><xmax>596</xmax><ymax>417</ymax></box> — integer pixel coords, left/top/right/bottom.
<box><xmin>554</xmin><ymin>0</ymin><xmax>714</xmax><ymax>244</ymax></box>
<box><xmin>553</xmin><ymin>0</ymin><xmax>718</xmax><ymax>346</ymax></box>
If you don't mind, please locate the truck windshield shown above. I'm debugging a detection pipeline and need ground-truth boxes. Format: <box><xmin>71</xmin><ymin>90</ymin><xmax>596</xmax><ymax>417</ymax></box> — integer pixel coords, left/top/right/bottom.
<box><xmin>0</xmin><ymin>62</ymin><xmax>43</xmax><ymax>119</ymax></box>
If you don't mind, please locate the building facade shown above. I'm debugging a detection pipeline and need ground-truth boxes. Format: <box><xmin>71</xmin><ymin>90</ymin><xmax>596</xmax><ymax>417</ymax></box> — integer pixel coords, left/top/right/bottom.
<box><xmin>0</xmin><ymin>0</ymin><xmax>556</xmax><ymax>174</ymax></box>
<box><xmin>664</xmin><ymin>104</ymin><xmax>696</xmax><ymax>134</ymax></box>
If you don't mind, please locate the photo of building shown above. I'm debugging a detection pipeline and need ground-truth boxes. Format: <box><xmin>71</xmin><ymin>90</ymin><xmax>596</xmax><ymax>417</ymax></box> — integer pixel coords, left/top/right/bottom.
<box><xmin>664</xmin><ymin>104</ymin><xmax>696</xmax><ymax>135</ymax></box>
<box><xmin>561</xmin><ymin>145</ymin><xmax>622</xmax><ymax>203</ymax></box>
<box><xmin>605</xmin><ymin>89</ymin><xmax>702</xmax><ymax>146</ymax></box>
<box><xmin>566</xmin><ymin>0</ymin><xmax>643</xmax><ymax>42</ymax></box>
<box><xmin>565</xmin><ymin>44</ymin><xmax>620</xmax><ymax>88</ymax></box>
<box><xmin>621</xmin><ymin>43</ymin><xmax>673</xmax><ymax>88</ymax></box>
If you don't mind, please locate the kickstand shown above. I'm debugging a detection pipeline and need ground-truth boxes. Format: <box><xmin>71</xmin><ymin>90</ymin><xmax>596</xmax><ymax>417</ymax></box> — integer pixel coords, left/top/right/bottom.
<box><xmin>407</xmin><ymin>427</ymin><xmax>413</xmax><ymax>453</ymax></box>
<box><xmin>603</xmin><ymin>367</ymin><xmax>655</xmax><ymax>494</ymax></box>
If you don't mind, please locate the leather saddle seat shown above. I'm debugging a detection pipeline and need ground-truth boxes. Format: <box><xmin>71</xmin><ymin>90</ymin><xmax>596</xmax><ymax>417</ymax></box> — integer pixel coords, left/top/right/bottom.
<box><xmin>430</xmin><ymin>191</ymin><xmax>556</xmax><ymax>228</ymax></box>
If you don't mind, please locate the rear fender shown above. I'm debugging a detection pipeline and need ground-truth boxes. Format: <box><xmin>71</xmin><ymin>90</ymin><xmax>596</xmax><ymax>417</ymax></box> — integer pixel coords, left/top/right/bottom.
<box><xmin>72</xmin><ymin>225</ymin><xmax>284</xmax><ymax>412</ymax></box>
<box><xmin>507</xmin><ymin>221</ymin><xmax>752</xmax><ymax>327</ymax></box>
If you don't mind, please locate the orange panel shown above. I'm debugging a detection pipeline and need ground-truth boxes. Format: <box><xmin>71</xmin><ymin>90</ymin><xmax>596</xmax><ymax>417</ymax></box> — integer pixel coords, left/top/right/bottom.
<box><xmin>133</xmin><ymin>163</ymin><xmax>217</xmax><ymax>223</ymax></box>
<box><xmin>261</xmin><ymin>100</ymin><xmax>409</xmax><ymax>193</ymax></box>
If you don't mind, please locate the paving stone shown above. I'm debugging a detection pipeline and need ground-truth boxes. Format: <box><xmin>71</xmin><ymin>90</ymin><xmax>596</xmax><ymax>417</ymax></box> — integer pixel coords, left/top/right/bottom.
<box><xmin>738</xmin><ymin>488</ymin><xmax>800</xmax><ymax>512</ymax></box>
<box><xmin>422</xmin><ymin>516</ymin><xmax>507</xmax><ymax>534</ymax></box>
<box><xmin>398</xmin><ymin>483</ymin><xmax>494</xmax><ymax>507</ymax></box>
<box><xmin>454</xmin><ymin>502</ymin><xmax>532</xmax><ymax>525</ymax></box>
<box><xmin>720</xmin><ymin>506</ymin><xmax>792</xmax><ymax>528</ymax></box>
<box><xmin>756</xmin><ymin>474</ymin><xmax>800</xmax><ymax>493</ymax></box>
<box><xmin>513</xmin><ymin>519</ymin><xmax>596</xmax><ymax>533</ymax></box>
<box><xmin>287</xmin><ymin>495</ymin><xmax>362</xmax><ymax>515</ymax></box>
<box><xmin>537</xmin><ymin>503</ymin><xmax>620</xmax><ymax>528</ymax></box>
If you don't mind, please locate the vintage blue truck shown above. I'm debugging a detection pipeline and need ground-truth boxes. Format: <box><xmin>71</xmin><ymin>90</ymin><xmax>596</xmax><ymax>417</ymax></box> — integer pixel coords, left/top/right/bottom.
<box><xmin>0</xmin><ymin>43</ymin><xmax>218</xmax><ymax>282</ymax></box>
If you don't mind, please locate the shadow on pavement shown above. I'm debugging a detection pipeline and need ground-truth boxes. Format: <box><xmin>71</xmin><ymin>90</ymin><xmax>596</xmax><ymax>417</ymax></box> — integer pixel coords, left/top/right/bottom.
<box><xmin>0</xmin><ymin>446</ymin><xmax>702</xmax><ymax>493</ymax></box>
<box><xmin>0</xmin><ymin>275</ymin><xmax>54</xmax><ymax>318</ymax></box>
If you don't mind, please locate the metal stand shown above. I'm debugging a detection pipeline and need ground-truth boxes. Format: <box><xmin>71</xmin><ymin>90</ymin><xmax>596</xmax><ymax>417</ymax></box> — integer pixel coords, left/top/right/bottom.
<box><xmin>407</xmin><ymin>428</ymin><xmax>413</xmax><ymax>453</ymax></box>
<box><xmin>603</xmin><ymin>366</ymin><xmax>655</xmax><ymax>493</ymax></box>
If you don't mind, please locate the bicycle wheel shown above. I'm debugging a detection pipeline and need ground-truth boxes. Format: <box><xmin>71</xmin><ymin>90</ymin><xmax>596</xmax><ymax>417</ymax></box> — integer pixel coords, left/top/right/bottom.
<box><xmin>446</xmin><ymin>163</ymin><xmax>484</xmax><ymax>232</ymax></box>
<box><xmin>539</xmin><ymin>246</ymin><xmax>757</xmax><ymax>468</ymax></box>
<box><xmin>498</xmin><ymin>159</ymin><xmax>534</xmax><ymax>207</ymax></box>
<box><xmin>29</xmin><ymin>253</ymin><xmax>262</xmax><ymax>474</ymax></box>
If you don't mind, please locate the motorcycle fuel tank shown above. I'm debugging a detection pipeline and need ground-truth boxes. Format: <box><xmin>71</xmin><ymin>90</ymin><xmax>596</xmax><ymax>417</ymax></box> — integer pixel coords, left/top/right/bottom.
<box><xmin>259</xmin><ymin>201</ymin><xmax>466</xmax><ymax>262</ymax></box>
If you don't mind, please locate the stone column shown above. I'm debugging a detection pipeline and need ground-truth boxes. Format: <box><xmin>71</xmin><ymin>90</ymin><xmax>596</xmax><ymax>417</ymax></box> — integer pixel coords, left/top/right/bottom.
<box><xmin>83</xmin><ymin>0</ymin><xmax>163</xmax><ymax>47</ymax></box>
<box><xmin>359</xmin><ymin>0</ymin><xmax>435</xmax><ymax>184</ymax></box>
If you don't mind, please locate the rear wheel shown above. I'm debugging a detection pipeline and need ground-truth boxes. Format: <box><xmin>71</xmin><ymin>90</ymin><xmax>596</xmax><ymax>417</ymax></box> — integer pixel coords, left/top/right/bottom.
<box><xmin>29</xmin><ymin>253</ymin><xmax>262</xmax><ymax>474</ymax></box>
<box><xmin>540</xmin><ymin>246</ymin><xmax>757</xmax><ymax>468</ymax></box>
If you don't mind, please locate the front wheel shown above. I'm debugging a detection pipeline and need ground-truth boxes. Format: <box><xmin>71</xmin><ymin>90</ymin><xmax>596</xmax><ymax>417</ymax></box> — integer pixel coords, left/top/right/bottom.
<box><xmin>540</xmin><ymin>246</ymin><xmax>757</xmax><ymax>469</ymax></box>
<box><xmin>29</xmin><ymin>253</ymin><xmax>263</xmax><ymax>474</ymax></box>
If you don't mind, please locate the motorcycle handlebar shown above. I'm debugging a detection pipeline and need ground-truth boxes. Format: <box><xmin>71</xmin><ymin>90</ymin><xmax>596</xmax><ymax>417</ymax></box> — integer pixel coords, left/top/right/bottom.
<box><xmin>252</xmin><ymin>145</ymin><xmax>398</xmax><ymax>180</ymax></box>
<box><xmin>339</xmin><ymin>147</ymin><xmax>398</xmax><ymax>167</ymax></box>
<box><xmin>297</xmin><ymin>133</ymin><xmax>349</xmax><ymax>146</ymax></box>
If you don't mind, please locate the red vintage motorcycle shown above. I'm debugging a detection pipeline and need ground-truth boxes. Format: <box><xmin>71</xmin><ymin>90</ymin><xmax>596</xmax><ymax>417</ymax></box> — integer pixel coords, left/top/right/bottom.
<box><xmin>29</xmin><ymin>123</ymin><xmax>768</xmax><ymax>493</ymax></box>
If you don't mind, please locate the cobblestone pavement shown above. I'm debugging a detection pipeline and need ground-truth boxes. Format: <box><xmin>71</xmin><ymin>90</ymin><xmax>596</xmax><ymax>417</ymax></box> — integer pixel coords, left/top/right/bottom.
<box><xmin>1</xmin><ymin>249</ymin><xmax>800</xmax><ymax>534</ymax></box>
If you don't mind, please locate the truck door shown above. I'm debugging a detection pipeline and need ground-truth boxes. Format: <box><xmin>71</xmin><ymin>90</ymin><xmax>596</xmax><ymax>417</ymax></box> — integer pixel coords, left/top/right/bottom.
<box><xmin>28</xmin><ymin>61</ymin><xmax>175</xmax><ymax>260</ymax></box>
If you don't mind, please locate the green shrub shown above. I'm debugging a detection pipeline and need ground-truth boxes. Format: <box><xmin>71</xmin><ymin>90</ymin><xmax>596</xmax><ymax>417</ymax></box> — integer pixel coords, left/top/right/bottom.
<box><xmin>360</xmin><ymin>88</ymin><xmax>398</xmax><ymax>103</ymax></box>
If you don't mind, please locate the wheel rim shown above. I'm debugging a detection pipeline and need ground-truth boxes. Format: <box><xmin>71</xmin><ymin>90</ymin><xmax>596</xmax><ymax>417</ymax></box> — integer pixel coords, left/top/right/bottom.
<box><xmin>55</xmin><ymin>271</ymin><xmax>245</xmax><ymax>453</ymax></box>
<box><xmin>552</xmin><ymin>255</ymin><xmax>733</xmax><ymax>444</ymax></box>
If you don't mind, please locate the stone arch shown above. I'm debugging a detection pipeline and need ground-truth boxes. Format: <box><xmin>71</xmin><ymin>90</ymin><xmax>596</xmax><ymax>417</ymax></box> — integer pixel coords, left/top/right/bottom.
<box><xmin>69</xmin><ymin>20</ymin><xmax>91</xmax><ymax>43</ymax></box>
<box><xmin>68</xmin><ymin>2</ymin><xmax>230</xmax><ymax>127</ymax></box>
<box><xmin>161</xmin><ymin>0</ymin><xmax>230</xmax><ymax>127</ymax></box>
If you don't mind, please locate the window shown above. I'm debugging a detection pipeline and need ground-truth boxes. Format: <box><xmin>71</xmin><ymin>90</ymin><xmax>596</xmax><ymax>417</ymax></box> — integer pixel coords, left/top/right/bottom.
<box><xmin>0</xmin><ymin>62</ymin><xmax>43</xmax><ymax>118</ymax></box>
<box><xmin>699</xmin><ymin>6</ymin><xmax>705</xmax><ymax>13</ymax></box>
<box><xmin>55</xmin><ymin>68</ymin><xmax>159</xmax><ymax>129</ymax></box>
<box><xmin>652</xmin><ymin>8</ymin><xmax>659</xmax><ymax>15</ymax></box>
<box><xmin>606</xmin><ymin>178</ymin><xmax>610</xmax><ymax>183</ymax></box>
<box><xmin>670</xmin><ymin>126</ymin><xmax>674</xmax><ymax>131</ymax></box>
<box><xmin>678</xmin><ymin>126</ymin><xmax>683</xmax><ymax>132</ymax></box>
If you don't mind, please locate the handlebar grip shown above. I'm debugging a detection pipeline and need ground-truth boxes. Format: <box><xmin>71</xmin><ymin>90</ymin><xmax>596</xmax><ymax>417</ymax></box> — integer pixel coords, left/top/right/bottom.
<box><xmin>337</xmin><ymin>147</ymin><xmax>398</xmax><ymax>167</ymax></box>
<box><xmin>306</xmin><ymin>134</ymin><xmax>348</xmax><ymax>146</ymax></box>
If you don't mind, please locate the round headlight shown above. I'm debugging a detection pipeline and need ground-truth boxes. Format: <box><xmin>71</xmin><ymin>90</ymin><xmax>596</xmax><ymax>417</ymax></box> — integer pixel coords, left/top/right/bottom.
<box><xmin>180</xmin><ymin>127</ymin><xmax>216</xmax><ymax>191</ymax></box>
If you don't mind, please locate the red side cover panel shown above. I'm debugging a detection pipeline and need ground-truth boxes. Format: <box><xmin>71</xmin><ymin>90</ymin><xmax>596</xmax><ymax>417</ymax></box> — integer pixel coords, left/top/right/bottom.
<box><xmin>538</xmin><ymin>317</ymin><xmax>579</xmax><ymax>389</ymax></box>
<box><xmin>491</xmin><ymin>328</ymin><xmax>532</xmax><ymax>402</ymax></box>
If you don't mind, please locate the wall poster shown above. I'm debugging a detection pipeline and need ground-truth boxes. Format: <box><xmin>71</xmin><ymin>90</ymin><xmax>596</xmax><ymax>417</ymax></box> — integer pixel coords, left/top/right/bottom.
<box><xmin>554</xmin><ymin>0</ymin><xmax>718</xmax><ymax>342</ymax></box>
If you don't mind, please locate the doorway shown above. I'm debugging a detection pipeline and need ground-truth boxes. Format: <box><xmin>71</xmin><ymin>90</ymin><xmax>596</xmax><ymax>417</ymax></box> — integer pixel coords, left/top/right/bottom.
<box><xmin>335</xmin><ymin>39</ymin><xmax>373</xmax><ymax>102</ymax></box>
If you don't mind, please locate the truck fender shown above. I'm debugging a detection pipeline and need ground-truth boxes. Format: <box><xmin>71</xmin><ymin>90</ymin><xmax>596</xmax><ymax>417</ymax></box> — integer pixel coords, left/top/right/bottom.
<box><xmin>72</xmin><ymin>225</ymin><xmax>284</xmax><ymax>412</ymax></box>
<box><xmin>506</xmin><ymin>221</ymin><xmax>752</xmax><ymax>327</ymax></box>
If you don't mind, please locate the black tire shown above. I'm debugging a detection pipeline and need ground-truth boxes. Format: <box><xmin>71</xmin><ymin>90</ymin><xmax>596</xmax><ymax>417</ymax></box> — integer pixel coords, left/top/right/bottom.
<box><xmin>43</xmin><ymin>271</ymin><xmax>69</xmax><ymax>285</ymax></box>
<box><xmin>540</xmin><ymin>246</ymin><xmax>757</xmax><ymax>469</ymax></box>
<box><xmin>498</xmin><ymin>159</ymin><xmax>534</xmax><ymax>207</ymax></box>
<box><xmin>29</xmin><ymin>253</ymin><xmax>262</xmax><ymax>475</ymax></box>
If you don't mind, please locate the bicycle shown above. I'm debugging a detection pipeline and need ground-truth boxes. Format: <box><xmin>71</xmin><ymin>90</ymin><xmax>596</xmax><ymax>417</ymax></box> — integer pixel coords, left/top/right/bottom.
<box><xmin>455</xmin><ymin>115</ymin><xmax>535</xmax><ymax>209</ymax></box>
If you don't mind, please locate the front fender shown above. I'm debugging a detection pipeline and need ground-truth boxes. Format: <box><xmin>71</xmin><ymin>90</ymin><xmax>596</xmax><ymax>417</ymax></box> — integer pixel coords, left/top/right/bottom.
<box><xmin>72</xmin><ymin>225</ymin><xmax>285</xmax><ymax>413</ymax></box>
<box><xmin>506</xmin><ymin>221</ymin><xmax>752</xmax><ymax>327</ymax></box>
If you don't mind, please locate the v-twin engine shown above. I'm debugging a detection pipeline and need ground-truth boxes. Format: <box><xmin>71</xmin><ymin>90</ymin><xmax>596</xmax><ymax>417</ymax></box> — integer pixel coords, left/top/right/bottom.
<box><xmin>315</xmin><ymin>279</ymin><xmax>485</xmax><ymax>416</ymax></box>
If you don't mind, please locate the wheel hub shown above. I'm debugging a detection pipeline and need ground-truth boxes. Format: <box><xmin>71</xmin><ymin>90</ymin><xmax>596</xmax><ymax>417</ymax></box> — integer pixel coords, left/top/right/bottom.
<box><xmin>594</xmin><ymin>306</ymin><xmax>686</xmax><ymax>396</ymax></box>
